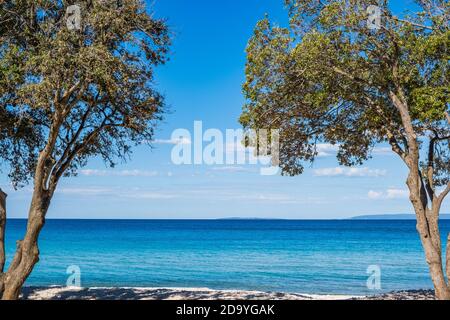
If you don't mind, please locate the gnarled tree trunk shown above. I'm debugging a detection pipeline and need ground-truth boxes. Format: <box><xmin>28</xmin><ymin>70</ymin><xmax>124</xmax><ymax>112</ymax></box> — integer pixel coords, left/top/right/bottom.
<box><xmin>0</xmin><ymin>118</ymin><xmax>59</xmax><ymax>300</ymax></box>
<box><xmin>389</xmin><ymin>92</ymin><xmax>450</xmax><ymax>300</ymax></box>
<box><xmin>446</xmin><ymin>234</ymin><xmax>450</xmax><ymax>284</ymax></box>
<box><xmin>0</xmin><ymin>189</ymin><xmax>7</xmax><ymax>296</ymax></box>
<box><xmin>407</xmin><ymin>174</ymin><xmax>450</xmax><ymax>300</ymax></box>
<box><xmin>1</xmin><ymin>188</ymin><xmax>50</xmax><ymax>300</ymax></box>
<box><xmin>416</xmin><ymin>221</ymin><xmax>450</xmax><ymax>300</ymax></box>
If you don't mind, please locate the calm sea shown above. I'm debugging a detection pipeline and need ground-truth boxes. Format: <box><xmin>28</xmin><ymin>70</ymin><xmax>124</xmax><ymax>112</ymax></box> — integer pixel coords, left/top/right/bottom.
<box><xmin>4</xmin><ymin>219</ymin><xmax>449</xmax><ymax>295</ymax></box>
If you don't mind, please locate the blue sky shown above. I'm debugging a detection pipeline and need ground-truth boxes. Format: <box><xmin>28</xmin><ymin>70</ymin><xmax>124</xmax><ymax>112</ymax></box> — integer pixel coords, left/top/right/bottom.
<box><xmin>3</xmin><ymin>0</ymin><xmax>448</xmax><ymax>219</ymax></box>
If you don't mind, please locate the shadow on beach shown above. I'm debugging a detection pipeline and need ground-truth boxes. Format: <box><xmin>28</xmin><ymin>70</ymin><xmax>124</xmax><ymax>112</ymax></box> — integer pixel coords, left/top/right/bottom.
<box><xmin>20</xmin><ymin>286</ymin><xmax>339</xmax><ymax>300</ymax></box>
<box><xmin>20</xmin><ymin>286</ymin><xmax>436</xmax><ymax>300</ymax></box>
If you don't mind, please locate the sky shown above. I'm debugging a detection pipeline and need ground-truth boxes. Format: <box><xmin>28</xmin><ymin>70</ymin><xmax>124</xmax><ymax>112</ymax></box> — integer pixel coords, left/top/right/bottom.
<box><xmin>3</xmin><ymin>0</ymin><xmax>448</xmax><ymax>219</ymax></box>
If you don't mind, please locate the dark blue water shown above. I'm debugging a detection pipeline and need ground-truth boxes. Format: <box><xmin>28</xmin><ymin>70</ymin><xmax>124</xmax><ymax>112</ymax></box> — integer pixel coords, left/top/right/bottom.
<box><xmin>4</xmin><ymin>219</ymin><xmax>449</xmax><ymax>295</ymax></box>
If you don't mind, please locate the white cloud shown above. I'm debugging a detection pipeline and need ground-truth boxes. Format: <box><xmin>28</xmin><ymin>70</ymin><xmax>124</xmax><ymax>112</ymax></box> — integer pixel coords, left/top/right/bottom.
<box><xmin>316</xmin><ymin>143</ymin><xmax>339</xmax><ymax>157</ymax></box>
<box><xmin>386</xmin><ymin>188</ymin><xmax>409</xmax><ymax>199</ymax></box>
<box><xmin>79</xmin><ymin>169</ymin><xmax>158</xmax><ymax>177</ymax></box>
<box><xmin>373</xmin><ymin>147</ymin><xmax>393</xmax><ymax>155</ymax></box>
<box><xmin>368</xmin><ymin>188</ymin><xmax>409</xmax><ymax>200</ymax></box>
<box><xmin>57</xmin><ymin>186</ymin><xmax>178</xmax><ymax>199</ymax></box>
<box><xmin>52</xmin><ymin>184</ymin><xmax>328</xmax><ymax>206</ymax></box>
<box><xmin>126</xmin><ymin>192</ymin><xmax>177</xmax><ymax>200</ymax></box>
<box><xmin>57</xmin><ymin>187</ymin><xmax>112</xmax><ymax>196</ymax></box>
<box><xmin>313</xmin><ymin>167</ymin><xmax>387</xmax><ymax>177</ymax></box>
<box><xmin>153</xmin><ymin>137</ymin><xmax>191</xmax><ymax>145</ymax></box>
<box><xmin>211</xmin><ymin>166</ymin><xmax>251</xmax><ymax>173</ymax></box>
<box><xmin>315</xmin><ymin>144</ymin><xmax>394</xmax><ymax>157</ymax></box>
<box><xmin>368</xmin><ymin>190</ymin><xmax>384</xmax><ymax>199</ymax></box>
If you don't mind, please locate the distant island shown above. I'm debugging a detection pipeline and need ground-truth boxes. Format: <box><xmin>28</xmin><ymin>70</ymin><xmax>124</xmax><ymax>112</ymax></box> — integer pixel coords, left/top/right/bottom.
<box><xmin>351</xmin><ymin>214</ymin><xmax>450</xmax><ymax>220</ymax></box>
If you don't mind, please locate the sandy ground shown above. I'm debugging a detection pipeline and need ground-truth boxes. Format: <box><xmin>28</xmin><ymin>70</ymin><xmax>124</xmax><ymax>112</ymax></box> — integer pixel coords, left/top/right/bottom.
<box><xmin>19</xmin><ymin>286</ymin><xmax>435</xmax><ymax>300</ymax></box>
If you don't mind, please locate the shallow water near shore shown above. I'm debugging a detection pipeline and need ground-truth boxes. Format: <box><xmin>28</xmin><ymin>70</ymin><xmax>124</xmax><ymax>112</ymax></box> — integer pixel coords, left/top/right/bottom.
<box><xmin>5</xmin><ymin>219</ymin><xmax>450</xmax><ymax>295</ymax></box>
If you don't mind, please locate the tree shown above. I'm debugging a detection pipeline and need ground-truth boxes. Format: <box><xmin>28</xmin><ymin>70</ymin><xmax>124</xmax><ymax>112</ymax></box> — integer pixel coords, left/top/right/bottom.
<box><xmin>0</xmin><ymin>0</ymin><xmax>170</xmax><ymax>299</ymax></box>
<box><xmin>241</xmin><ymin>0</ymin><xmax>450</xmax><ymax>299</ymax></box>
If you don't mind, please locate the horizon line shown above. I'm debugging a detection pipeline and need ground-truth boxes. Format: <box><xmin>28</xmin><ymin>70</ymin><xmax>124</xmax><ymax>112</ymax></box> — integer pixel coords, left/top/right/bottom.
<box><xmin>8</xmin><ymin>214</ymin><xmax>450</xmax><ymax>221</ymax></box>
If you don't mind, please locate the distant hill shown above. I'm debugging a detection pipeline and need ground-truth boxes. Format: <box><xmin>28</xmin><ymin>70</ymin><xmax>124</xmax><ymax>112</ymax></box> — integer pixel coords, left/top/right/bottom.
<box><xmin>352</xmin><ymin>214</ymin><xmax>450</xmax><ymax>220</ymax></box>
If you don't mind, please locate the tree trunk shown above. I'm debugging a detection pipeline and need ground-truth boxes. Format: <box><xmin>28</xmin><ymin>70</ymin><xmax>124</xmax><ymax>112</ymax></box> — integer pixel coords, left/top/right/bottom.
<box><xmin>411</xmin><ymin>199</ymin><xmax>450</xmax><ymax>299</ymax></box>
<box><xmin>1</xmin><ymin>189</ymin><xmax>49</xmax><ymax>300</ymax></box>
<box><xmin>406</xmin><ymin>172</ymin><xmax>450</xmax><ymax>300</ymax></box>
<box><xmin>418</xmin><ymin>231</ymin><xmax>450</xmax><ymax>300</ymax></box>
<box><xmin>446</xmin><ymin>234</ymin><xmax>450</xmax><ymax>284</ymax></box>
<box><xmin>0</xmin><ymin>189</ymin><xmax>6</xmax><ymax>273</ymax></box>
<box><xmin>0</xmin><ymin>189</ymin><xmax>7</xmax><ymax>296</ymax></box>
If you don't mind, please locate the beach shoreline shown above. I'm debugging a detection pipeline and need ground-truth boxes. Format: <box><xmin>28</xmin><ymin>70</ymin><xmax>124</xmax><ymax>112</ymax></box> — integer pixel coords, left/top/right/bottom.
<box><xmin>19</xmin><ymin>286</ymin><xmax>435</xmax><ymax>300</ymax></box>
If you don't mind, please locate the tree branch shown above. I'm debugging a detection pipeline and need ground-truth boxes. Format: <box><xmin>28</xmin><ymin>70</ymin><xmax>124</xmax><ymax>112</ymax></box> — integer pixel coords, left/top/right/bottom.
<box><xmin>53</xmin><ymin>104</ymin><xmax>94</xmax><ymax>176</ymax></box>
<box><xmin>50</xmin><ymin>118</ymin><xmax>120</xmax><ymax>190</ymax></box>
<box><xmin>389</xmin><ymin>91</ymin><xmax>419</xmax><ymax>163</ymax></box>
<box><xmin>425</xmin><ymin>136</ymin><xmax>437</xmax><ymax>200</ymax></box>
<box><xmin>331</xmin><ymin>63</ymin><xmax>413</xmax><ymax>169</ymax></box>
<box><xmin>59</xmin><ymin>81</ymin><xmax>81</xmax><ymax>106</ymax></box>
<box><xmin>363</xmin><ymin>96</ymin><xmax>408</xmax><ymax>162</ymax></box>
<box><xmin>34</xmin><ymin>108</ymin><xmax>64</xmax><ymax>191</ymax></box>
<box><xmin>390</xmin><ymin>16</ymin><xmax>434</xmax><ymax>31</ymax></box>
<box><xmin>436</xmin><ymin>183</ymin><xmax>450</xmax><ymax>211</ymax></box>
<box><xmin>418</xmin><ymin>171</ymin><xmax>430</xmax><ymax>210</ymax></box>
<box><xmin>331</xmin><ymin>66</ymin><xmax>383</xmax><ymax>92</ymax></box>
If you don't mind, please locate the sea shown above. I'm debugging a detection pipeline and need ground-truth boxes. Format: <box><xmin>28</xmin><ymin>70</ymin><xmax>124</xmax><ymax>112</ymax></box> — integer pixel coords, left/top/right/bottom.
<box><xmin>4</xmin><ymin>219</ymin><xmax>449</xmax><ymax>295</ymax></box>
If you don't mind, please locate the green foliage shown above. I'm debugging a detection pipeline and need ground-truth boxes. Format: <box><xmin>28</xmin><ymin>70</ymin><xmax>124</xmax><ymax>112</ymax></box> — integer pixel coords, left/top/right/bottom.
<box><xmin>0</xmin><ymin>0</ymin><xmax>171</xmax><ymax>188</ymax></box>
<box><xmin>410</xmin><ymin>86</ymin><xmax>448</xmax><ymax>122</ymax></box>
<box><xmin>241</xmin><ymin>0</ymin><xmax>449</xmax><ymax>185</ymax></box>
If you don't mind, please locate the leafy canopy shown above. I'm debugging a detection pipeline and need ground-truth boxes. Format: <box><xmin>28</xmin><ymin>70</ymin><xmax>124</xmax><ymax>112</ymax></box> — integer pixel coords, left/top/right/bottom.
<box><xmin>0</xmin><ymin>0</ymin><xmax>170</xmax><ymax>188</ymax></box>
<box><xmin>241</xmin><ymin>0</ymin><xmax>449</xmax><ymax>186</ymax></box>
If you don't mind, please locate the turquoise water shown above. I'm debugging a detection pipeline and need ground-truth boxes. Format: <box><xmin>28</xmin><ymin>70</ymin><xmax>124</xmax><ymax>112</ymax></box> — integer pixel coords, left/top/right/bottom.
<box><xmin>4</xmin><ymin>219</ymin><xmax>449</xmax><ymax>295</ymax></box>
